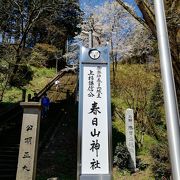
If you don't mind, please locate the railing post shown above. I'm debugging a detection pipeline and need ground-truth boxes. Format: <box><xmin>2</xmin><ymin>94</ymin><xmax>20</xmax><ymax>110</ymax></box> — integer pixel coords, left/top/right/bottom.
<box><xmin>22</xmin><ymin>89</ymin><xmax>26</xmax><ymax>102</ymax></box>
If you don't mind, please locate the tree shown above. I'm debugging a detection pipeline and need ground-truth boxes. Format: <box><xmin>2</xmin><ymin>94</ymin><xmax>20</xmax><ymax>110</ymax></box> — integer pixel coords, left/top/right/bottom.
<box><xmin>77</xmin><ymin>1</ymin><xmax>155</xmax><ymax>83</ymax></box>
<box><xmin>146</xmin><ymin>81</ymin><xmax>165</xmax><ymax>140</ymax></box>
<box><xmin>0</xmin><ymin>0</ymin><xmax>82</xmax><ymax>101</ymax></box>
<box><xmin>114</xmin><ymin>64</ymin><xmax>156</xmax><ymax>147</ymax></box>
<box><xmin>147</xmin><ymin>81</ymin><xmax>164</xmax><ymax>125</ymax></box>
<box><xmin>150</xmin><ymin>143</ymin><xmax>171</xmax><ymax>178</ymax></box>
<box><xmin>0</xmin><ymin>0</ymin><xmax>82</xmax><ymax>84</ymax></box>
<box><xmin>116</xmin><ymin>0</ymin><xmax>180</xmax><ymax>107</ymax></box>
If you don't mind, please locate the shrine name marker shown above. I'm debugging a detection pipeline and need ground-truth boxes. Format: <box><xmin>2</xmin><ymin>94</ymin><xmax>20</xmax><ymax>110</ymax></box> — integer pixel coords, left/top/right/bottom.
<box><xmin>77</xmin><ymin>46</ymin><xmax>112</xmax><ymax>180</ymax></box>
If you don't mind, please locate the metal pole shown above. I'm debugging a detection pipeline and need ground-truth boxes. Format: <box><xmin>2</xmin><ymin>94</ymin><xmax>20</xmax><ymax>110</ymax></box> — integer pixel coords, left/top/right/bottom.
<box><xmin>89</xmin><ymin>28</ymin><xmax>93</xmax><ymax>48</ymax></box>
<box><xmin>66</xmin><ymin>37</ymin><xmax>68</xmax><ymax>64</ymax></box>
<box><xmin>56</xmin><ymin>58</ymin><xmax>58</xmax><ymax>74</ymax></box>
<box><xmin>154</xmin><ymin>0</ymin><xmax>180</xmax><ymax>179</ymax></box>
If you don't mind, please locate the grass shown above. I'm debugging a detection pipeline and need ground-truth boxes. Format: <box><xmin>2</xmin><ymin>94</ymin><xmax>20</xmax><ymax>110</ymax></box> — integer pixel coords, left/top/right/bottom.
<box><xmin>2</xmin><ymin>66</ymin><xmax>56</xmax><ymax>102</ymax></box>
<box><xmin>138</xmin><ymin>134</ymin><xmax>158</xmax><ymax>156</ymax></box>
<box><xmin>3</xmin><ymin>87</ymin><xmax>24</xmax><ymax>102</ymax></box>
<box><xmin>111</xmin><ymin>64</ymin><xmax>164</xmax><ymax>179</ymax></box>
<box><xmin>25</xmin><ymin>66</ymin><xmax>56</xmax><ymax>94</ymax></box>
<box><xmin>112</xmin><ymin>104</ymin><xmax>157</xmax><ymax>179</ymax></box>
<box><xmin>113</xmin><ymin>116</ymin><xmax>125</xmax><ymax>134</ymax></box>
<box><xmin>2</xmin><ymin>63</ymin><xmax>168</xmax><ymax>179</ymax></box>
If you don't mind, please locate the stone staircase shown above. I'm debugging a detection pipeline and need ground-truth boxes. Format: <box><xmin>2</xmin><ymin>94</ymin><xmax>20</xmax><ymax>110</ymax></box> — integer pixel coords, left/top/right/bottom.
<box><xmin>0</xmin><ymin>121</ymin><xmax>22</xmax><ymax>180</ymax></box>
<box><xmin>37</xmin><ymin>101</ymin><xmax>78</xmax><ymax>180</ymax></box>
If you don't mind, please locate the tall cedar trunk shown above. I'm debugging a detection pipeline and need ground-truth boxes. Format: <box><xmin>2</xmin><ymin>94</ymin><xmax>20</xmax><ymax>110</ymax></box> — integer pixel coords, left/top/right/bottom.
<box><xmin>135</xmin><ymin>0</ymin><xmax>180</xmax><ymax>107</ymax></box>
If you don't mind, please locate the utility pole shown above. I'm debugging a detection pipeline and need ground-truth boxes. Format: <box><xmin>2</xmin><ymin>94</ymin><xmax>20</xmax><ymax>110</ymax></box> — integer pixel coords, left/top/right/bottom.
<box><xmin>56</xmin><ymin>58</ymin><xmax>58</xmax><ymax>74</ymax></box>
<box><xmin>88</xmin><ymin>14</ymin><xmax>94</xmax><ymax>48</ymax></box>
<box><xmin>154</xmin><ymin>0</ymin><xmax>180</xmax><ymax>179</ymax></box>
<box><xmin>89</xmin><ymin>28</ymin><xmax>93</xmax><ymax>48</ymax></box>
<box><xmin>55</xmin><ymin>50</ymin><xmax>62</xmax><ymax>74</ymax></box>
<box><xmin>66</xmin><ymin>37</ymin><xmax>69</xmax><ymax>64</ymax></box>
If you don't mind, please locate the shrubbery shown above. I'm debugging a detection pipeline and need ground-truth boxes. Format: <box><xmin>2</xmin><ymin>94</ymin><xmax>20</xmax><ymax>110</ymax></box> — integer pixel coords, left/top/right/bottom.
<box><xmin>9</xmin><ymin>65</ymin><xmax>33</xmax><ymax>87</ymax></box>
<box><xmin>113</xmin><ymin>143</ymin><xmax>130</xmax><ymax>170</ymax></box>
<box><xmin>150</xmin><ymin>144</ymin><xmax>171</xmax><ymax>179</ymax></box>
<box><xmin>147</xmin><ymin>81</ymin><xmax>164</xmax><ymax>126</ymax></box>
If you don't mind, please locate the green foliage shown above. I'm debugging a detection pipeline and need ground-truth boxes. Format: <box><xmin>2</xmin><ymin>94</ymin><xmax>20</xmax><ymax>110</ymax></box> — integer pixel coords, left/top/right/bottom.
<box><xmin>29</xmin><ymin>43</ymin><xmax>58</xmax><ymax>67</ymax></box>
<box><xmin>150</xmin><ymin>144</ymin><xmax>169</xmax><ymax>162</ymax></box>
<box><xmin>29</xmin><ymin>50</ymin><xmax>48</xmax><ymax>67</ymax></box>
<box><xmin>25</xmin><ymin>66</ymin><xmax>55</xmax><ymax>94</ymax></box>
<box><xmin>136</xmin><ymin>158</ymin><xmax>149</xmax><ymax>171</ymax></box>
<box><xmin>113</xmin><ymin>64</ymin><xmax>155</xmax><ymax>111</ymax></box>
<box><xmin>138</xmin><ymin>134</ymin><xmax>157</xmax><ymax>155</ymax></box>
<box><xmin>147</xmin><ymin>81</ymin><xmax>164</xmax><ymax>125</ymax></box>
<box><xmin>145</xmin><ymin>81</ymin><xmax>167</xmax><ymax>141</ymax></box>
<box><xmin>3</xmin><ymin>87</ymin><xmax>22</xmax><ymax>102</ymax></box>
<box><xmin>52</xmin><ymin>1</ymin><xmax>82</xmax><ymax>38</ymax></box>
<box><xmin>32</xmin><ymin>66</ymin><xmax>55</xmax><ymax>78</ymax></box>
<box><xmin>0</xmin><ymin>0</ymin><xmax>82</xmax><ymax>47</ymax></box>
<box><xmin>111</xmin><ymin>63</ymin><xmax>169</xmax><ymax>178</ymax></box>
<box><xmin>0</xmin><ymin>0</ymin><xmax>82</xmax><ymax>97</ymax></box>
<box><xmin>9</xmin><ymin>65</ymin><xmax>33</xmax><ymax>87</ymax></box>
<box><xmin>152</xmin><ymin>163</ymin><xmax>171</xmax><ymax>180</ymax></box>
<box><xmin>2</xmin><ymin>66</ymin><xmax>55</xmax><ymax>102</ymax></box>
<box><xmin>150</xmin><ymin>144</ymin><xmax>171</xmax><ymax>179</ymax></box>
<box><xmin>112</xmin><ymin>64</ymin><xmax>157</xmax><ymax>147</ymax></box>
<box><xmin>113</xmin><ymin>143</ymin><xmax>130</xmax><ymax>170</ymax></box>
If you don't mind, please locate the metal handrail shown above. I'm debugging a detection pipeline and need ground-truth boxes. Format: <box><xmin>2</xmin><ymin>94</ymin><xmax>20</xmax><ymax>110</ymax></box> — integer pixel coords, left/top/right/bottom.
<box><xmin>36</xmin><ymin>71</ymin><xmax>66</xmax><ymax>99</ymax></box>
<box><xmin>0</xmin><ymin>70</ymin><xmax>66</xmax><ymax>127</ymax></box>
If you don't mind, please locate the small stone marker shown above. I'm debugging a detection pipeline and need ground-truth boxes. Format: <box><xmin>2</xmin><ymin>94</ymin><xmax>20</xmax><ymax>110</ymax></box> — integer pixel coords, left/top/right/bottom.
<box><xmin>16</xmin><ymin>102</ymin><xmax>41</xmax><ymax>180</ymax></box>
<box><xmin>125</xmin><ymin>108</ymin><xmax>136</xmax><ymax>171</ymax></box>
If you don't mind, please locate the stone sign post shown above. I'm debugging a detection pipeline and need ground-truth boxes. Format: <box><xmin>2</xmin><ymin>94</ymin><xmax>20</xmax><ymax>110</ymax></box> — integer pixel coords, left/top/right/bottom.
<box><xmin>77</xmin><ymin>46</ymin><xmax>112</xmax><ymax>180</ymax></box>
<box><xmin>125</xmin><ymin>108</ymin><xmax>136</xmax><ymax>171</ymax></box>
<box><xmin>16</xmin><ymin>102</ymin><xmax>41</xmax><ymax>180</ymax></box>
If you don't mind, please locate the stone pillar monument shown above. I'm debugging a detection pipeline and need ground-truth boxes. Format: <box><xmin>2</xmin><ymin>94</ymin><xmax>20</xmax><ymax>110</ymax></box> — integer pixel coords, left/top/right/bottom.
<box><xmin>125</xmin><ymin>108</ymin><xmax>136</xmax><ymax>171</ymax></box>
<box><xmin>16</xmin><ymin>102</ymin><xmax>41</xmax><ymax>180</ymax></box>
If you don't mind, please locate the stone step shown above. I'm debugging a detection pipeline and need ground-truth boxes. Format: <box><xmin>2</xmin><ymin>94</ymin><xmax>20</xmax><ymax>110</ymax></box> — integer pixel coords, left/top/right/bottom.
<box><xmin>0</xmin><ymin>154</ymin><xmax>18</xmax><ymax>159</ymax></box>
<box><xmin>0</xmin><ymin>145</ymin><xmax>19</xmax><ymax>150</ymax></box>
<box><xmin>0</xmin><ymin>168</ymin><xmax>17</xmax><ymax>174</ymax></box>
<box><xmin>0</xmin><ymin>159</ymin><xmax>18</xmax><ymax>164</ymax></box>
<box><xmin>0</xmin><ymin>163</ymin><xmax>17</xmax><ymax>168</ymax></box>
<box><xmin>0</xmin><ymin>174</ymin><xmax>16</xmax><ymax>180</ymax></box>
<box><xmin>0</xmin><ymin>149</ymin><xmax>19</xmax><ymax>154</ymax></box>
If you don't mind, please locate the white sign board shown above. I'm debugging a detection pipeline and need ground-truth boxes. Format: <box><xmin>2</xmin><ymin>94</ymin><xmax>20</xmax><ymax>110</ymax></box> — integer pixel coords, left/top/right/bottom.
<box><xmin>81</xmin><ymin>65</ymin><xmax>109</xmax><ymax>174</ymax></box>
<box><xmin>78</xmin><ymin>46</ymin><xmax>111</xmax><ymax>180</ymax></box>
<box><xmin>125</xmin><ymin>108</ymin><xmax>136</xmax><ymax>170</ymax></box>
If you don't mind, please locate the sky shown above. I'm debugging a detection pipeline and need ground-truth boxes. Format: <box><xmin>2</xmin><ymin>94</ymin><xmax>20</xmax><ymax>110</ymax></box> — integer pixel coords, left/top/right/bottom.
<box><xmin>80</xmin><ymin>0</ymin><xmax>113</xmax><ymax>8</ymax></box>
<box><xmin>79</xmin><ymin>0</ymin><xmax>142</xmax><ymax>17</ymax></box>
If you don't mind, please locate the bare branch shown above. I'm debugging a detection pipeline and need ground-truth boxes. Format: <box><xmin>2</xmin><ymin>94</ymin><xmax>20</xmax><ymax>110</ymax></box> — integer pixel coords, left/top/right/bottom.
<box><xmin>13</xmin><ymin>0</ymin><xmax>23</xmax><ymax>14</ymax></box>
<box><xmin>116</xmin><ymin>0</ymin><xmax>150</xmax><ymax>30</ymax></box>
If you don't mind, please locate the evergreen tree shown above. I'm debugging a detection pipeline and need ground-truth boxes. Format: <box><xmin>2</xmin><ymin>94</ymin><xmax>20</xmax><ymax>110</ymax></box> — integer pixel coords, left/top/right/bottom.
<box><xmin>147</xmin><ymin>81</ymin><xmax>164</xmax><ymax>125</ymax></box>
<box><xmin>0</xmin><ymin>0</ymin><xmax>82</xmax><ymax>100</ymax></box>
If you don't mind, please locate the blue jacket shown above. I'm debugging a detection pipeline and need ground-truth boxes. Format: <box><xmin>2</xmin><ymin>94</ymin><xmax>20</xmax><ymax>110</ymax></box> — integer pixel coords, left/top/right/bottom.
<box><xmin>41</xmin><ymin>96</ymin><xmax>50</xmax><ymax>106</ymax></box>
